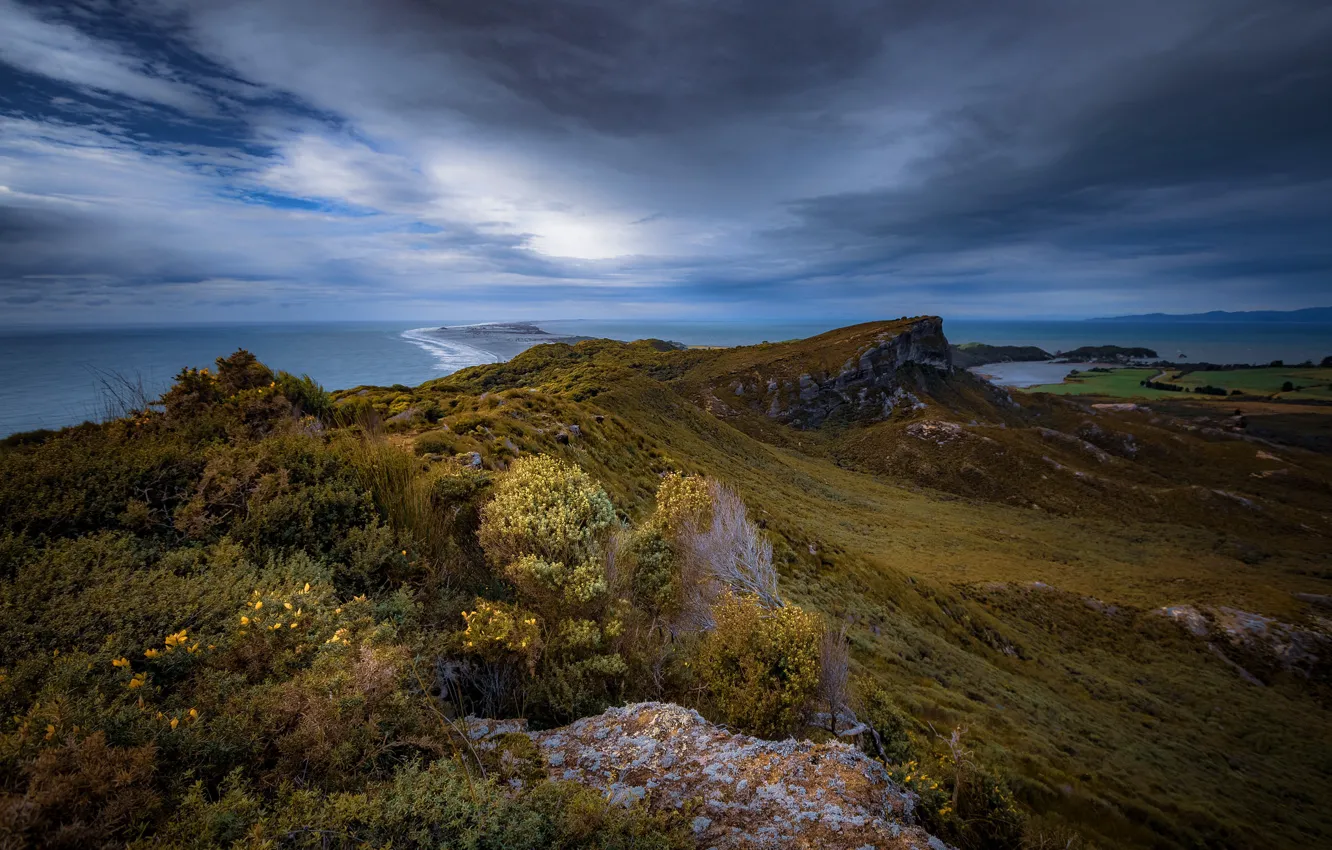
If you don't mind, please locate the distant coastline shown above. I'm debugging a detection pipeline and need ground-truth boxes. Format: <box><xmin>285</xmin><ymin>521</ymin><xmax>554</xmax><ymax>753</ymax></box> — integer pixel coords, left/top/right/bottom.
<box><xmin>1095</xmin><ymin>306</ymin><xmax>1332</xmax><ymax>323</ymax></box>
<box><xmin>400</xmin><ymin>322</ymin><xmax>595</xmax><ymax>370</ymax></box>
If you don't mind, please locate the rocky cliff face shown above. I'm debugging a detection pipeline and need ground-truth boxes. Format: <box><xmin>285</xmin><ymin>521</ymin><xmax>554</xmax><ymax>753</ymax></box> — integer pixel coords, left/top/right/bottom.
<box><xmin>708</xmin><ymin>317</ymin><xmax>954</xmax><ymax>429</ymax></box>
<box><xmin>468</xmin><ymin>702</ymin><xmax>948</xmax><ymax>850</ymax></box>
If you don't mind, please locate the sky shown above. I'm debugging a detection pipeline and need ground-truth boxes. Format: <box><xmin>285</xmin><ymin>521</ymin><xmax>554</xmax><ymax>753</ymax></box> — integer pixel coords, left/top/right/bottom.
<box><xmin>0</xmin><ymin>0</ymin><xmax>1329</xmax><ymax>326</ymax></box>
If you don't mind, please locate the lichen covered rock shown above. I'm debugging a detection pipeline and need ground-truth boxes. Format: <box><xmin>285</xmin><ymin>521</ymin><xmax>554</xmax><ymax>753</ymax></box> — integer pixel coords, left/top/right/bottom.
<box><xmin>476</xmin><ymin>701</ymin><xmax>949</xmax><ymax>849</ymax></box>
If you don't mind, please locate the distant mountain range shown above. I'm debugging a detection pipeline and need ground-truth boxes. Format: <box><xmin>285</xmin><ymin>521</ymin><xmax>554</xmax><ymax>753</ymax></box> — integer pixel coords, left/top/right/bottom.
<box><xmin>1096</xmin><ymin>307</ymin><xmax>1332</xmax><ymax>323</ymax></box>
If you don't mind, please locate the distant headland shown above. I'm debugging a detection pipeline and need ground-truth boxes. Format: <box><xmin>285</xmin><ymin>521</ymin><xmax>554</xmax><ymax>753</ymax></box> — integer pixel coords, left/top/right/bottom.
<box><xmin>1094</xmin><ymin>306</ymin><xmax>1332</xmax><ymax>323</ymax></box>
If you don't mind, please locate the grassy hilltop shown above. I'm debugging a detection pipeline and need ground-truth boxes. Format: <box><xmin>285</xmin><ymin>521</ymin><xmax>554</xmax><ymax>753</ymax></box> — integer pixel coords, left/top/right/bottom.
<box><xmin>2</xmin><ymin>320</ymin><xmax>1330</xmax><ymax>849</ymax></box>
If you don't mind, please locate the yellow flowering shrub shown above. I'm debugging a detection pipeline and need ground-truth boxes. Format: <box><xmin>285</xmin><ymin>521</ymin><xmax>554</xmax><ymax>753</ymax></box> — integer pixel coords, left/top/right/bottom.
<box><xmin>654</xmin><ymin>472</ymin><xmax>712</xmax><ymax>536</ymax></box>
<box><xmin>695</xmin><ymin>592</ymin><xmax>822</xmax><ymax>738</ymax></box>
<box><xmin>459</xmin><ymin>599</ymin><xmax>542</xmax><ymax>673</ymax></box>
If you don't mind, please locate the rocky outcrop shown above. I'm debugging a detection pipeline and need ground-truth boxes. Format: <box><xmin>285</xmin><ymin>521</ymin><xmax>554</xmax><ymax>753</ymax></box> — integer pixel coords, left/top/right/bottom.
<box><xmin>1157</xmin><ymin>604</ymin><xmax>1331</xmax><ymax>682</ymax></box>
<box><xmin>468</xmin><ymin>702</ymin><xmax>948</xmax><ymax>850</ymax></box>
<box><xmin>731</xmin><ymin>318</ymin><xmax>953</xmax><ymax>429</ymax></box>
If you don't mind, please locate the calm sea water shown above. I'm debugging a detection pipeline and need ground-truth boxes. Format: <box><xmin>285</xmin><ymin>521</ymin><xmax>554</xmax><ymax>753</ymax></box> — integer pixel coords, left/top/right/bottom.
<box><xmin>2</xmin><ymin>319</ymin><xmax>1330</xmax><ymax>437</ymax></box>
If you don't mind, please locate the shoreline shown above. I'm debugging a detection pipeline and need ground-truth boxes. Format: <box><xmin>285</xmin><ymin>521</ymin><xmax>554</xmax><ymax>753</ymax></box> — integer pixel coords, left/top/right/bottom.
<box><xmin>400</xmin><ymin>322</ymin><xmax>596</xmax><ymax>371</ymax></box>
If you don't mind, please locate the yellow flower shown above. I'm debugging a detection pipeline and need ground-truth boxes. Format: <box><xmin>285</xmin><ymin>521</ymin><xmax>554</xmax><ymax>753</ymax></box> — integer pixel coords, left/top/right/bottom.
<box><xmin>254</xmin><ymin>601</ymin><xmax>263</xmax><ymax>610</ymax></box>
<box><xmin>127</xmin><ymin>673</ymin><xmax>146</xmax><ymax>689</ymax></box>
<box><xmin>334</xmin><ymin>608</ymin><xmax>342</xmax><ymax>615</ymax></box>
<box><xmin>45</xmin><ymin>724</ymin><xmax>56</xmax><ymax>740</ymax></box>
<box><xmin>303</xmin><ymin>582</ymin><xmax>311</xmax><ymax>593</ymax></box>
<box><xmin>169</xmin><ymin>717</ymin><xmax>179</xmax><ymax>730</ymax></box>
<box><xmin>294</xmin><ymin>608</ymin><xmax>302</xmax><ymax>618</ymax></box>
<box><xmin>112</xmin><ymin>657</ymin><xmax>130</xmax><ymax>668</ymax></box>
<box><xmin>240</xmin><ymin>616</ymin><xmax>250</xmax><ymax>626</ymax></box>
<box><xmin>144</xmin><ymin>649</ymin><xmax>160</xmax><ymax>658</ymax></box>
<box><xmin>187</xmin><ymin>643</ymin><xmax>199</xmax><ymax>653</ymax></box>
<box><xmin>208</xmin><ymin>644</ymin><xmax>215</xmax><ymax>650</ymax></box>
<box><xmin>290</xmin><ymin>622</ymin><xmax>298</xmax><ymax>629</ymax></box>
<box><xmin>189</xmin><ymin>708</ymin><xmax>198</xmax><ymax>719</ymax></box>
<box><xmin>401</xmin><ymin>550</ymin><xmax>407</xmax><ymax>556</ymax></box>
<box><xmin>284</xmin><ymin>602</ymin><xmax>292</xmax><ymax>610</ymax></box>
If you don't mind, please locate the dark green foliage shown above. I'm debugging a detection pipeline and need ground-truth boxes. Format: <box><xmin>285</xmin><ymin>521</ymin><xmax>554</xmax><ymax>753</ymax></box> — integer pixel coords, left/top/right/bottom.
<box><xmin>622</xmin><ymin>525</ymin><xmax>680</xmax><ymax>618</ymax></box>
<box><xmin>214</xmin><ymin>349</ymin><xmax>274</xmax><ymax>396</ymax></box>
<box><xmin>276</xmin><ymin>371</ymin><xmax>333</xmax><ymax>420</ymax></box>
<box><xmin>144</xmin><ymin>762</ymin><xmax>688</xmax><ymax>850</ymax></box>
<box><xmin>1</xmin><ymin>428</ymin><xmax>59</xmax><ymax>449</ymax></box>
<box><xmin>412</xmin><ymin>429</ymin><xmax>455</xmax><ymax>456</ymax></box>
<box><xmin>1059</xmin><ymin>345</ymin><xmax>1157</xmax><ymax>360</ymax></box>
<box><xmin>174</xmin><ymin>433</ymin><xmax>373</xmax><ymax>556</ymax></box>
<box><xmin>857</xmin><ymin>679</ymin><xmax>916</xmax><ymax>765</ymax></box>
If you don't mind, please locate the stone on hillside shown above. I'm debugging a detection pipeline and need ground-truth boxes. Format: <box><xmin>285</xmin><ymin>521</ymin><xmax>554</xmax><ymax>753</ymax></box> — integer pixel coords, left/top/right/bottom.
<box><xmin>469</xmin><ymin>701</ymin><xmax>950</xmax><ymax>850</ymax></box>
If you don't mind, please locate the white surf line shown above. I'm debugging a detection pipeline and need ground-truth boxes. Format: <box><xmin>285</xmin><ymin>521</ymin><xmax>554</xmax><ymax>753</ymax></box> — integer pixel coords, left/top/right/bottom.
<box><xmin>399</xmin><ymin>328</ymin><xmax>502</xmax><ymax>372</ymax></box>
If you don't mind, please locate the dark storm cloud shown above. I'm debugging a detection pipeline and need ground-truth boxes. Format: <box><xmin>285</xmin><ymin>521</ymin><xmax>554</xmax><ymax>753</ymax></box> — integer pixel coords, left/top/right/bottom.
<box><xmin>1</xmin><ymin>0</ymin><xmax>1329</xmax><ymax>323</ymax></box>
<box><xmin>783</xmin><ymin>3</ymin><xmax>1332</xmax><ymax>268</ymax></box>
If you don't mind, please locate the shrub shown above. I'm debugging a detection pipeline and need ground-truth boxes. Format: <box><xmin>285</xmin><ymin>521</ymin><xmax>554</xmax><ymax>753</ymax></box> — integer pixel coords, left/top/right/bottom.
<box><xmin>159</xmin><ymin>366</ymin><xmax>222</xmax><ymax>419</ymax></box>
<box><xmin>413</xmin><ymin>430</ymin><xmax>455</xmax><ymax>456</ymax></box>
<box><xmin>857</xmin><ymin>679</ymin><xmax>918</xmax><ymax>765</ymax></box>
<box><xmin>504</xmin><ymin>554</ymin><xmax>607</xmax><ymax>616</ymax></box>
<box><xmin>149</xmin><ymin>760</ymin><xmax>689</xmax><ymax>850</ymax></box>
<box><xmin>889</xmin><ymin>726</ymin><xmax>1026</xmax><ymax>850</ymax></box>
<box><xmin>478</xmin><ymin>455</ymin><xmax>615</xmax><ymax>569</ymax></box>
<box><xmin>653</xmin><ymin>472</ymin><xmax>712</xmax><ymax>536</ymax></box>
<box><xmin>695</xmin><ymin>592</ymin><xmax>821</xmax><ymax>738</ymax></box>
<box><xmin>620</xmin><ymin>524</ymin><xmax>681</xmax><ymax>619</ymax></box>
<box><xmin>459</xmin><ymin>599</ymin><xmax>542</xmax><ymax>674</ymax></box>
<box><xmin>450</xmin><ymin>413</ymin><xmax>491</xmax><ymax>435</ymax></box>
<box><xmin>677</xmin><ymin>483</ymin><xmax>781</xmax><ymax>627</ymax></box>
<box><xmin>173</xmin><ymin>434</ymin><xmax>372</xmax><ymax>556</ymax></box>
<box><xmin>0</xmin><ymin>732</ymin><xmax>160</xmax><ymax>847</ymax></box>
<box><xmin>275</xmin><ymin>371</ymin><xmax>333</xmax><ymax>420</ymax></box>
<box><xmin>214</xmin><ymin>349</ymin><xmax>274</xmax><ymax>396</ymax></box>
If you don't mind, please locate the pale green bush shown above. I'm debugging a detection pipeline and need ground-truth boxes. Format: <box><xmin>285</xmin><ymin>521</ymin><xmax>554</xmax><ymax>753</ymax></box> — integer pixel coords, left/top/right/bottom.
<box><xmin>478</xmin><ymin>454</ymin><xmax>615</xmax><ymax>568</ymax></box>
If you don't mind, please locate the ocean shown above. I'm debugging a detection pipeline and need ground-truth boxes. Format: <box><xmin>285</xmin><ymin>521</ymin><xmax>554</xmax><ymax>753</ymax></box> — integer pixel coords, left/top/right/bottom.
<box><xmin>2</xmin><ymin>318</ymin><xmax>1330</xmax><ymax>437</ymax></box>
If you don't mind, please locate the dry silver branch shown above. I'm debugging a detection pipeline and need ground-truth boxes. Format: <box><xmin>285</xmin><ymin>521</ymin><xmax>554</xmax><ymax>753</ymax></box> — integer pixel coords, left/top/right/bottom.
<box><xmin>677</xmin><ymin>482</ymin><xmax>782</xmax><ymax>630</ymax></box>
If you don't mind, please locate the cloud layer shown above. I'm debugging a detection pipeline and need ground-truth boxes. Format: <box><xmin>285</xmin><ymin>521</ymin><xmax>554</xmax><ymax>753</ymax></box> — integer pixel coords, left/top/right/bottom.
<box><xmin>1</xmin><ymin>0</ymin><xmax>1329</xmax><ymax>323</ymax></box>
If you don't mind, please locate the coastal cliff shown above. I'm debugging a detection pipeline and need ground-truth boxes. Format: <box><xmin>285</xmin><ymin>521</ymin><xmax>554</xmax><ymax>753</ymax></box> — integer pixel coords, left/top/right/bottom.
<box><xmin>690</xmin><ymin>317</ymin><xmax>954</xmax><ymax>428</ymax></box>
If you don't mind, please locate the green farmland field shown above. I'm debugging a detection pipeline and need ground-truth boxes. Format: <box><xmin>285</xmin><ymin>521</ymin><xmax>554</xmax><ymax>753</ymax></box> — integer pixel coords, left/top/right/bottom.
<box><xmin>1024</xmin><ymin>366</ymin><xmax>1332</xmax><ymax>400</ymax></box>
